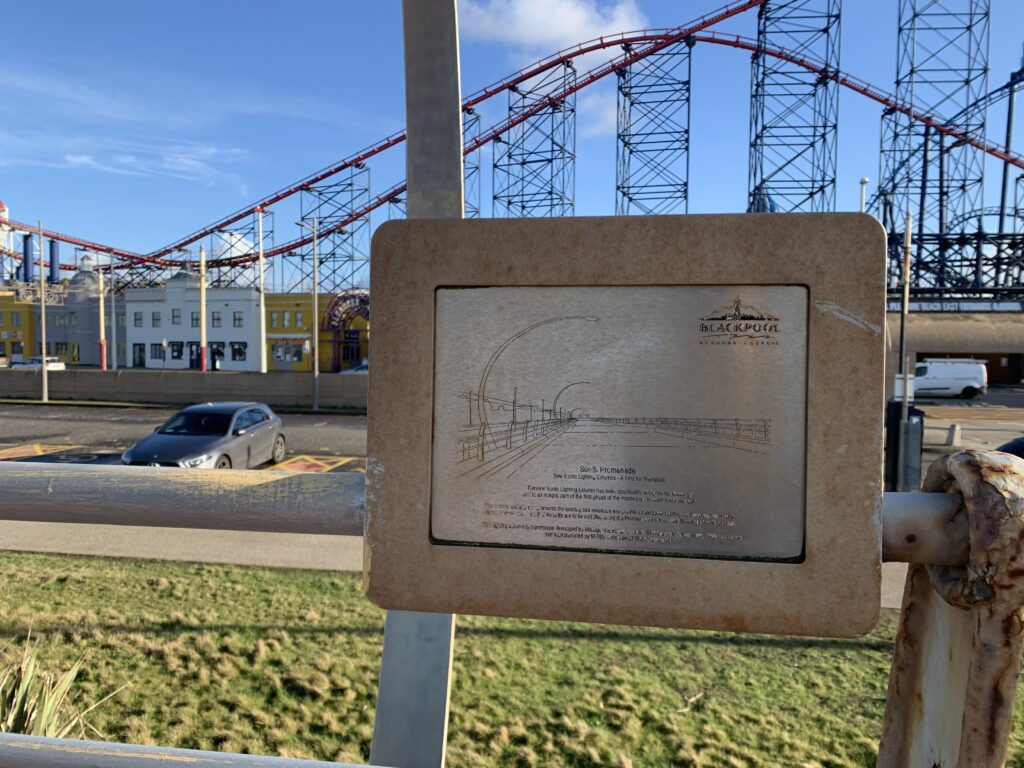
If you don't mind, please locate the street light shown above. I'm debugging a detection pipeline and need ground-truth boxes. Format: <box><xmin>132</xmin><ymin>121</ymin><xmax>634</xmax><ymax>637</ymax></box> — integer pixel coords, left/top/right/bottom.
<box><xmin>552</xmin><ymin>380</ymin><xmax>589</xmax><ymax>421</ymax></box>
<box><xmin>859</xmin><ymin>177</ymin><xmax>870</xmax><ymax>213</ymax></box>
<box><xmin>475</xmin><ymin>316</ymin><xmax>598</xmax><ymax>458</ymax></box>
<box><xmin>295</xmin><ymin>218</ymin><xmax>320</xmax><ymax>411</ymax></box>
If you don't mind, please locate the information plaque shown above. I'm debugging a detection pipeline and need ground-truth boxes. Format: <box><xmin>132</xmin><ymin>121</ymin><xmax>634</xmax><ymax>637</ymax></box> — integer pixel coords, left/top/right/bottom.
<box><xmin>366</xmin><ymin>214</ymin><xmax>886</xmax><ymax>637</ymax></box>
<box><xmin>431</xmin><ymin>285</ymin><xmax>807</xmax><ymax>560</ymax></box>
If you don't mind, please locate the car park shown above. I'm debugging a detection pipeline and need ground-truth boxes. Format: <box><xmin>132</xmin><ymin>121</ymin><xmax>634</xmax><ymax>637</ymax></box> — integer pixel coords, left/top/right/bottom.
<box><xmin>121</xmin><ymin>402</ymin><xmax>286</xmax><ymax>469</ymax></box>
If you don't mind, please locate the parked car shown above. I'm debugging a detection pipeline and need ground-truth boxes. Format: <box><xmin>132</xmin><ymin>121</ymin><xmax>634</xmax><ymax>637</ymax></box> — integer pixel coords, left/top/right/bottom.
<box><xmin>341</xmin><ymin>362</ymin><xmax>368</xmax><ymax>374</ymax></box>
<box><xmin>913</xmin><ymin>358</ymin><xmax>988</xmax><ymax>399</ymax></box>
<box><xmin>12</xmin><ymin>356</ymin><xmax>66</xmax><ymax>371</ymax></box>
<box><xmin>121</xmin><ymin>402</ymin><xmax>286</xmax><ymax>469</ymax></box>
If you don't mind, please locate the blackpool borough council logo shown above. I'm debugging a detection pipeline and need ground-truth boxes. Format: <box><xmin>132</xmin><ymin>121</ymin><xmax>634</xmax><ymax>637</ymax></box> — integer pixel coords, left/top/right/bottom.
<box><xmin>698</xmin><ymin>295</ymin><xmax>780</xmax><ymax>346</ymax></box>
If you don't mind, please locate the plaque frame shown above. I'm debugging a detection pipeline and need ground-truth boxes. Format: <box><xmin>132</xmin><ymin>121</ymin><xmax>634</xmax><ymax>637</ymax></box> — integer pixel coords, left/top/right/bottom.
<box><xmin>365</xmin><ymin>213</ymin><xmax>886</xmax><ymax>637</ymax></box>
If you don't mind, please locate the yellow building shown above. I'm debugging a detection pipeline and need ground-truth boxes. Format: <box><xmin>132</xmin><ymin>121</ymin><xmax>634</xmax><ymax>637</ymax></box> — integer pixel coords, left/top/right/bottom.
<box><xmin>264</xmin><ymin>290</ymin><xmax>368</xmax><ymax>373</ymax></box>
<box><xmin>0</xmin><ymin>291</ymin><xmax>35</xmax><ymax>364</ymax></box>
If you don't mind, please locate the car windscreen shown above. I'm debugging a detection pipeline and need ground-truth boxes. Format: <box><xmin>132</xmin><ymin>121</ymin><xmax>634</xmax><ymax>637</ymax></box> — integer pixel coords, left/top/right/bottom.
<box><xmin>157</xmin><ymin>412</ymin><xmax>233</xmax><ymax>436</ymax></box>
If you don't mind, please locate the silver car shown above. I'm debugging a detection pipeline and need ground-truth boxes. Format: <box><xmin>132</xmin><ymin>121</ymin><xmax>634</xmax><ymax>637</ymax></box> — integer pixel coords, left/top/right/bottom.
<box><xmin>121</xmin><ymin>402</ymin><xmax>286</xmax><ymax>469</ymax></box>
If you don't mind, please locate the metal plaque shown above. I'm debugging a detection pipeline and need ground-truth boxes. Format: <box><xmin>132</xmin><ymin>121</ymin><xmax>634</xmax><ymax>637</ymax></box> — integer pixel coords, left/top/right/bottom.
<box><xmin>431</xmin><ymin>285</ymin><xmax>808</xmax><ymax>560</ymax></box>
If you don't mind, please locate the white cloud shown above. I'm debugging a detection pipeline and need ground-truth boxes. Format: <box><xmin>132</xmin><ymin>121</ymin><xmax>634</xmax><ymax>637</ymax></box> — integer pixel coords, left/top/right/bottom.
<box><xmin>460</xmin><ymin>0</ymin><xmax>647</xmax><ymax>52</ymax></box>
<box><xmin>578</xmin><ymin>87</ymin><xmax>618</xmax><ymax>138</ymax></box>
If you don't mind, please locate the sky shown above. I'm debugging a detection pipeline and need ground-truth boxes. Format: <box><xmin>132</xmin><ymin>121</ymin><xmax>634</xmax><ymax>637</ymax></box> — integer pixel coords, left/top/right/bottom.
<box><xmin>1</xmin><ymin>0</ymin><xmax>1023</xmax><ymax>267</ymax></box>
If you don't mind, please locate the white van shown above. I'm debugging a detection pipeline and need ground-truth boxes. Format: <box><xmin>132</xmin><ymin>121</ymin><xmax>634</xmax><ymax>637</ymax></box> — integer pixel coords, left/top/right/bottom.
<box><xmin>12</xmin><ymin>356</ymin><xmax>66</xmax><ymax>371</ymax></box>
<box><xmin>913</xmin><ymin>358</ymin><xmax>988</xmax><ymax>399</ymax></box>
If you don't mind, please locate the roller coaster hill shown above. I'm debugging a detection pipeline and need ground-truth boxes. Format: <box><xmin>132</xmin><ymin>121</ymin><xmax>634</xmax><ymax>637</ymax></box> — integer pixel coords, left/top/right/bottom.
<box><xmin>1</xmin><ymin>0</ymin><xmax>1023</xmax><ymax>382</ymax></box>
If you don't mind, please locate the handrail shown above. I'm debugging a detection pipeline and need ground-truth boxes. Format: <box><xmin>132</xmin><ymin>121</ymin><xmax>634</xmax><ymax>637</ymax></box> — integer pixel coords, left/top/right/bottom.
<box><xmin>0</xmin><ymin>464</ymin><xmax>364</xmax><ymax>536</ymax></box>
<box><xmin>0</xmin><ymin>733</ymin><xmax>372</xmax><ymax>768</ymax></box>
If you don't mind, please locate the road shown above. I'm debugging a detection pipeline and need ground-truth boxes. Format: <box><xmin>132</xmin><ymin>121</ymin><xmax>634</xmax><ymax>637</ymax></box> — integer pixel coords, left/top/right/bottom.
<box><xmin>0</xmin><ymin>403</ymin><xmax>367</xmax><ymax>457</ymax></box>
<box><xmin>3</xmin><ymin>395</ymin><xmax>1024</xmax><ymax>611</ymax></box>
<box><xmin>0</xmin><ymin>403</ymin><xmax>367</xmax><ymax>572</ymax></box>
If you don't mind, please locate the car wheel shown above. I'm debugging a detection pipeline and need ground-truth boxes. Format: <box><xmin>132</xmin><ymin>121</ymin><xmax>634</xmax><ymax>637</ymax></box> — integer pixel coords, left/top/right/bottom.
<box><xmin>215</xmin><ymin>455</ymin><xmax>232</xmax><ymax>469</ymax></box>
<box><xmin>961</xmin><ymin>386</ymin><xmax>979</xmax><ymax>399</ymax></box>
<box><xmin>271</xmin><ymin>435</ymin><xmax>286</xmax><ymax>464</ymax></box>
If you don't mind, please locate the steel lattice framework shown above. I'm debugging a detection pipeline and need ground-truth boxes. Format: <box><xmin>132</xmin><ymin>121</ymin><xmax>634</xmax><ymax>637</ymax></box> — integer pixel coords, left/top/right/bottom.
<box><xmin>748</xmin><ymin>0</ymin><xmax>841</xmax><ymax>212</ymax></box>
<box><xmin>290</xmin><ymin>165</ymin><xmax>371</xmax><ymax>293</ymax></box>
<box><xmin>615</xmin><ymin>39</ymin><xmax>694</xmax><ymax>215</ymax></box>
<box><xmin>493</xmin><ymin>61</ymin><xmax>577</xmax><ymax>217</ymax></box>
<box><xmin>463</xmin><ymin>107</ymin><xmax>481</xmax><ymax>218</ymax></box>
<box><xmin>7</xmin><ymin>0</ymin><xmax>1024</xmax><ymax>301</ymax></box>
<box><xmin>878</xmin><ymin>0</ymin><xmax>991</xmax><ymax>291</ymax></box>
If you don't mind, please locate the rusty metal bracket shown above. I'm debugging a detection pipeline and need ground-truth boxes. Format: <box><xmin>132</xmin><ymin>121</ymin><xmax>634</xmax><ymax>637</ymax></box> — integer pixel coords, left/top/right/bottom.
<box><xmin>879</xmin><ymin>450</ymin><xmax>1024</xmax><ymax>767</ymax></box>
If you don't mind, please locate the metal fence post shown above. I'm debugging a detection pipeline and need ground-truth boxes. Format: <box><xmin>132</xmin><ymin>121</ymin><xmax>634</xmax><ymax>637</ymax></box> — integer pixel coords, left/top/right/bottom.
<box><xmin>369</xmin><ymin>1</ymin><xmax>463</xmax><ymax>766</ymax></box>
<box><xmin>879</xmin><ymin>450</ymin><xmax>1024</xmax><ymax>767</ymax></box>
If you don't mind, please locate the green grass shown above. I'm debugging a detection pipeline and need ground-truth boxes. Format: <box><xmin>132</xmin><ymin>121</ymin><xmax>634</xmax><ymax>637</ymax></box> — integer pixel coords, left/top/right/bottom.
<box><xmin>0</xmin><ymin>551</ymin><xmax>1019</xmax><ymax>766</ymax></box>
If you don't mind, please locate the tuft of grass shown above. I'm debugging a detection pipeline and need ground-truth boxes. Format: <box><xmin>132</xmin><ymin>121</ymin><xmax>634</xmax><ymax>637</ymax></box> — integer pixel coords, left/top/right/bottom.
<box><xmin>2</xmin><ymin>551</ymin><xmax>1024</xmax><ymax>765</ymax></box>
<box><xmin>0</xmin><ymin>638</ymin><xmax>123</xmax><ymax>738</ymax></box>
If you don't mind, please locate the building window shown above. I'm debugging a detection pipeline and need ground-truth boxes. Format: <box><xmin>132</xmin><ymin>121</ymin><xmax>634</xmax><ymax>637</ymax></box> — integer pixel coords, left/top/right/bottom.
<box><xmin>117</xmin><ymin>313</ymin><xmax>125</xmax><ymax>327</ymax></box>
<box><xmin>283</xmin><ymin>311</ymin><xmax>291</xmax><ymax>328</ymax></box>
<box><xmin>0</xmin><ymin>312</ymin><xmax>5</xmax><ymax>325</ymax></box>
<box><xmin>150</xmin><ymin>343</ymin><xmax>165</xmax><ymax>360</ymax></box>
<box><xmin>270</xmin><ymin>312</ymin><xmax>279</xmax><ymax>329</ymax></box>
<box><xmin>231</xmin><ymin>341</ymin><xmax>247</xmax><ymax>361</ymax></box>
<box><xmin>272</xmin><ymin>342</ymin><xmax>304</xmax><ymax>362</ymax></box>
<box><xmin>70</xmin><ymin>344</ymin><xmax>80</xmax><ymax>364</ymax></box>
<box><xmin>11</xmin><ymin>313</ymin><xmax>20</xmax><ymax>327</ymax></box>
<box><xmin>53</xmin><ymin>315</ymin><xmax>66</xmax><ymax>328</ymax></box>
<box><xmin>134</xmin><ymin>312</ymin><xmax>143</xmax><ymax>328</ymax></box>
<box><xmin>152</xmin><ymin>312</ymin><xmax>161</xmax><ymax>328</ymax></box>
<box><xmin>295</xmin><ymin>311</ymin><xmax>304</xmax><ymax>329</ymax></box>
<box><xmin>68</xmin><ymin>312</ymin><xmax>77</xmax><ymax>327</ymax></box>
<box><xmin>172</xmin><ymin>308</ymin><xmax>181</xmax><ymax>325</ymax></box>
<box><xmin>212</xmin><ymin>311</ymin><xmax>222</xmax><ymax>328</ymax></box>
<box><xmin>55</xmin><ymin>342</ymin><xmax>69</xmax><ymax>359</ymax></box>
<box><xmin>233</xmin><ymin>311</ymin><xmax>243</xmax><ymax>328</ymax></box>
<box><xmin>191</xmin><ymin>311</ymin><xmax>199</xmax><ymax>328</ymax></box>
<box><xmin>170</xmin><ymin>342</ymin><xmax>184</xmax><ymax>360</ymax></box>
<box><xmin>11</xmin><ymin>342</ymin><xmax>23</xmax><ymax>357</ymax></box>
<box><xmin>210</xmin><ymin>341</ymin><xmax>225</xmax><ymax>364</ymax></box>
<box><xmin>0</xmin><ymin>341</ymin><xmax>5</xmax><ymax>355</ymax></box>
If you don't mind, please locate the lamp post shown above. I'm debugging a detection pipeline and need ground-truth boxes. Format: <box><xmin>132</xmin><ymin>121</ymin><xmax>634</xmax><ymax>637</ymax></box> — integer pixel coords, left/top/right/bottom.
<box><xmin>552</xmin><ymin>381</ymin><xmax>589</xmax><ymax>421</ymax></box>
<box><xmin>109</xmin><ymin>263</ymin><xmax>118</xmax><ymax>370</ymax></box>
<box><xmin>475</xmin><ymin>317</ymin><xmax>598</xmax><ymax>452</ymax></box>
<box><xmin>257</xmin><ymin>207</ymin><xmax>268</xmax><ymax>374</ymax></box>
<box><xmin>98</xmin><ymin>267</ymin><xmax>106</xmax><ymax>371</ymax></box>
<box><xmin>859</xmin><ymin>177</ymin><xmax>870</xmax><ymax>213</ymax></box>
<box><xmin>295</xmin><ymin>218</ymin><xmax>320</xmax><ymax>411</ymax></box>
<box><xmin>38</xmin><ymin>221</ymin><xmax>48</xmax><ymax>403</ymax></box>
<box><xmin>199</xmin><ymin>245</ymin><xmax>208</xmax><ymax>372</ymax></box>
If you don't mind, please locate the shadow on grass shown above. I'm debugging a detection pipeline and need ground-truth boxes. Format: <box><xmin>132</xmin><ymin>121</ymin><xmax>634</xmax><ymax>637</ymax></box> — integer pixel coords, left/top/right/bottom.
<box><xmin>0</xmin><ymin>621</ymin><xmax>894</xmax><ymax>652</ymax></box>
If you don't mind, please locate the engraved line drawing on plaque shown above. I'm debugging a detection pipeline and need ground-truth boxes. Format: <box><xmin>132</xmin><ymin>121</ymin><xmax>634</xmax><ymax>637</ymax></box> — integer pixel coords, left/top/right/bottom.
<box><xmin>453</xmin><ymin>315</ymin><xmax>772</xmax><ymax>481</ymax></box>
<box><xmin>431</xmin><ymin>286</ymin><xmax>807</xmax><ymax>560</ymax></box>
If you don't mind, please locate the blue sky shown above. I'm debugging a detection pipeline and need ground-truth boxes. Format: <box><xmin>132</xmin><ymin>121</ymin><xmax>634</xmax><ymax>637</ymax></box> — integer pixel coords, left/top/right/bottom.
<box><xmin>1</xmin><ymin>0</ymin><xmax>1022</xmax><ymax>262</ymax></box>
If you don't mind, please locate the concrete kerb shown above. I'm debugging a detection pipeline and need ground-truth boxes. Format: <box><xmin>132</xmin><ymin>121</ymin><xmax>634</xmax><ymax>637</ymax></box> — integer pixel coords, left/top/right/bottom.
<box><xmin>0</xmin><ymin>369</ymin><xmax>368</xmax><ymax>412</ymax></box>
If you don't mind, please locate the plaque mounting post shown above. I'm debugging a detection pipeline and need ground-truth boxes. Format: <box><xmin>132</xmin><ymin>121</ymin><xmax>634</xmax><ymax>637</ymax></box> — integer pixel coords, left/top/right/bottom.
<box><xmin>369</xmin><ymin>2</ymin><xmax>463</xmax><ymax>767</ymax></box>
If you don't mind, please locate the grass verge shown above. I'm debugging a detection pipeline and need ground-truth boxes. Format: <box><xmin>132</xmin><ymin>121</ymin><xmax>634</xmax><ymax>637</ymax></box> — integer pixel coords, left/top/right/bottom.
<box><xmin>1</xmin><ymin>551</ymin><xmax>1022</xmax><ymax>766</ymax></box>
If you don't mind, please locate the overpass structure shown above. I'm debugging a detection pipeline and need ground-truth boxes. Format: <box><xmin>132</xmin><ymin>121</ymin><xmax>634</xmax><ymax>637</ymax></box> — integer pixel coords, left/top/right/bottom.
<box><xmin>0</xmin><ymin>0</ymin><xmax>1021</xmax><ymax>300</ymax></box>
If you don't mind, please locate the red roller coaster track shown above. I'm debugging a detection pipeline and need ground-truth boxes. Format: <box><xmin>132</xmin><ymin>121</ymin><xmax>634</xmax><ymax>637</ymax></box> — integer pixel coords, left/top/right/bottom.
<box><xmin>3</xmin><ymin>0</ymin><xmax>1022</xmax><ymax>272</ymax></box>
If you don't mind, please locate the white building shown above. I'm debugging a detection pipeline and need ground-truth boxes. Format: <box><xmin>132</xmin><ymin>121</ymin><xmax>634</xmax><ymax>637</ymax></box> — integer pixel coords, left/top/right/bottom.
<box><xmin>124</xmin><ymin>270</ymin><xmax>261</xmax><ymax>371</ymax></box>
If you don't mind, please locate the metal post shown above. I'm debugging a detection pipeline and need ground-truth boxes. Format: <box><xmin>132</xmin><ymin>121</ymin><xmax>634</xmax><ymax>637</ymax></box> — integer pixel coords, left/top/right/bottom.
<box><xmin>897</xmin><ymin>214</ymin><xmax>913</xmax><ymax>492</ymax></box>
<box><xmin>257</xmin><ymin>208</ymin><xmax>268</xmax><ymax>374</ymax></box>
<box><xmin>199</xmin><ymin>245</ymin><xmax>208</xmax><ymax>372</ymax></box>
<box><xmin>38</xmin><ymin>221</ymin><xmax>48</xmax><ymax>403</ymax></box>
<box><xmin>312</xmin><ymin>218</ymin><xmax>319</xmax><ymax>410</ymax></box>
<box><xmin>859</xmin><ymin>177</ymin><xmax>869</xmax><ymax>213</ymax></box>
<box><xmin>370</xmin><ymin>2</ymin><xmax>462</xmax><ymax>766</ymax></box>
<box><xmin>110</xmin><ymin>268</ymin><xmax>118</xmax><ymax>370</ymax></box>
<box><xmin>98</xmin><ymin>268</ymin><xmax>107</xmax><ymax>371</ymax></box>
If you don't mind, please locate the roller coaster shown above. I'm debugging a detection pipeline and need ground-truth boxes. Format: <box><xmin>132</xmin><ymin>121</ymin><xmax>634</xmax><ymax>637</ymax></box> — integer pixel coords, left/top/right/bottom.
<box><xmin>0</xmin><ymin>0</ymin><xmax>1020</xmax><ymax>299</ymax></box>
